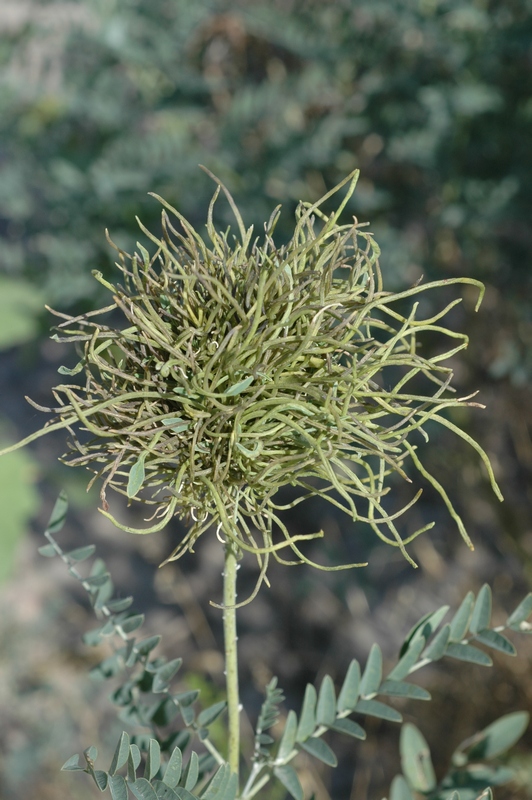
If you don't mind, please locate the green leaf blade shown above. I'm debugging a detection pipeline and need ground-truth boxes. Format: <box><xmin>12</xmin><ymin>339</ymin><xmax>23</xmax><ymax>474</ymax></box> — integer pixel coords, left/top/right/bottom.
<box><xmin>360</xmin><ymin>643</ymin><xmax>383</xmax><ymax>698</ymax></box>
<box><xmin>300</xmin><ymin>736</ymin><xmax>337</xmax><ymax>767</ymax></box>
<box><xmin>474</xmin><ymin>629</ymin><xmax>516</xmax><ymax>656</ymax></box>
<box><xmin>337</xmin><ymin>659</ymin><xmax>361</xmax><ymax>713</ymax></box>
<box><xmin>145</xmin><ymin>739</ymin><xmax>161</xmax><ymax>782</ymax></box>
<box><xmin>38</xmin><ymin>543</ymin><xmax>58</xmax><ymax>557</ymax></box>
<box><xmin>67</xmin><ymin>545</ymin><xmax>96</xmax><ymax>562</ymax></box>
<box><xmin>329</xmin><ymin>718</ymin><xmax>366</xmax><ymax>740</ymax></box>
<box><xmin>197</xmin><ymin>701</ymin><xmax>227</xmax><ymax>728</ymax></box>
<box><xmin>469</xmin><ymin>584</ymin><xmax>492</xmax><ymax>634</ymax></box>
<box><xmin>109</xmin><ymin>774</ymin><xmax>129</xmax><ymax>800</ymax></box>
<box><xmin>399</xmin><ymin>605</ymin><xmax>449</xmax><ymax>658</ymax></box>
<box><xmin>379</xmin><ymin>680</ymin><xmax>431</xmax><ymax>701</ymax></box>
<box><xmin>277</xmin><ymin>709</ymin><xmax>298</xmax><ymax>762</ymax></box>
<box><xmin>153</xmin><ymin>659</ymin><xmax>183</xmax><ymax>693</ymax></box>
<box><xmin>387</xmin><ymin>637</ymin><xmax>425</xmax><ymax>682</ymax></box>
<box><xmin>389</xmin><ymin>775</ymin><xmax>415</xmax><ymax>800</ymax></box>
<box><xmin>400</xmin><ymin>724</ymin><xmax>436</xmax><ymax>793</ymax></box>
<box><xmin>295</xmin><ymin>684</ymin><xmax>317</xmax><ymax>743</ymax></box>
<box><xmin>109</xmin><ymin>731</ymin><xmax>130</xmax><ymax>776</ymax></box>
<box><xmin>445</xmin><ymin>642</ymin><xmax>492</xmax><ymax>666</ymax></box>
<box><xmin>224</xmin><ymin>376</ymin><xmax>253</xmax><ymax>396</ymax></box>
<box><xmin>274</xmin><ymin>765</ymin><xmax>304</xmax><ymax>800</ymax></box>
<box><xmin>61</xmin><ymin>754</ymin><xmax>83</xmax><ymax>771</ymax></box>
<box><xmin>182</xmin><ymin>751</ymin><xmax>199</xmax><ymax>792</ymax></box>
<box><xmin>127</xmin><ymin>452</ymin><xmax>147</xmax><ymax>498</ymax></box>
<box><xmin>458</xmin><ymin>711</ymin><xmax>530</xmax><ymax>762</ymax></box>
<box><xmin>507</xmin><ymin>593</ymin><xmax>532</xmax><ymax>628</ymax></box>
<box><xmin>449</xmin><ymin>592</ymin><xmax>475</xmax><ymax>641</ymax></box>
<box><xmin>316</xmin><ymin>675</ymin><xmax>336</xmax><ymax>726</ymax></box>
<box><xmin>130</xmin><ymin>778</ymin><xmax>159</xmax><ymax>800</ymax></box>
<box><xmin>354</xmin><ymin>699</ymin><xmax>402</xmax><ymax>723</ymax></box>
<box><xmin>120</xmin><ymin>614</ymin><xmax>145</xmax><ymax>634</ymax></box>
<box><xmin>422</xmin><ymin>623</ymin><xmax>451</xmax><ymax>662</ymax></box>
<box><xmin>163</xmin><ymin>748</ymin><xmax>183</xmax><ymax>789</ymax></box>
<box><xmin>46</xmin><ymin>490</ymin><xmax>69</xmax><ymax>534</ymax></box>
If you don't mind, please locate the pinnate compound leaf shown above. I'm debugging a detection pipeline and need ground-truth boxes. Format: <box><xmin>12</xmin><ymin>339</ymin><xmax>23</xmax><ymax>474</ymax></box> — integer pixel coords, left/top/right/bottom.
<box><xmin>300</xmin><ymin>736</ymin><xmax>337</xmax><ymax>767</ymax></box>
<box><xmin>277</xmin><ymin>709</ymin><xmax>298</xmax><ymax>761</ymax></box>
<box><xmin>474</xmin><ymin>629</ymin><xmax>516</xmax><ymax>656</ymax></box>
<box><xmin>296</xmin><ymin>684</ymin><xmax>317</xmax><ymax>742</ymax></box>
<box><xmin>355</xmin><ymin>699</ymin><xmax>402</xmax><ymax>723</ymax></box>
<box><xmin>422</xmin><ymin>623</ymin><xmax>451</xmax><ymax>661</ymax></box>
<box><xmin>337</xmin><ymin>659</ymin><xmax>361</xmax><ymax>712</ymax></box>
<box><xmin>330</xmin><ymin>718</ymin><xmax>366</xmax><ymax>739</ymax></box>
<box><xmin>274</xmin><ymin>765</ymin><xmax>304</xmax><ymax>800</ymax></box>
<box><xmin>445</xmin><ymin>643</ymin><xmax>492</xmax><ymax>666</ymax></box>
<box><xmin>389</xmin><ymin>775</ymin><xmax>415</xmax><ymax>800</ymax></box>
<box><xmin>66</xmin><ymin>545</ymin><xmax>96</xmax><ymax>562</ymax></box>
<box><xmin>457</xmin><ymin>711</ymin><xmax>530</xmax><ymax>762</ymax></box>
<box><xmin>130</xmin><ymin>778</ymin><xmax>159</xmax><ymax>800</ymax></box>
<box><xmin>507</xmin><ymin>593</ymin><xmax>532</xmax><ymax>628</ymax></box>
<box><xmin>109</xmin><ymin>731</ymin><xmax>130</xmax><ymax>775</ymax></box>
<box><xmin>360</xmin><ymin>643</ymin><xmax>383</xmax><ymax>698</ymax></box>
<box><xmin>387</xmin><ymin>637</ymin><xmax>425</xmax><ymax>682</ymax></box>
<box><xmin>449</xmin><ymin>592</ymin><xmax>475</xmax><ymax>641</ymax></box>
<box><xmin>469</xmin><ymin>584</ymin><xmax>492</xmax><ymax>634</ymax></box>
<box><xmin>316</xmin><ymin>675</ymin><xmax>336</xmax><ymax>726</ymax></box>
<box><xmin>145</xmin><ymin>739</ymin><xmax>161</xmax><ymax>781</ymax></box>
<box><xmin>379</xmin><ymin>680</ymin><xmax>431</xmax><ymax>701</ymax></box>
<box><xmin>400</xmin><ymin>724</ymin><xmax>436</xmax><ymax>792</ymax></box>
<box><xmin>399</xmin><ymin>605</ymin><xmax>450</xmax><ymax>658</ymax></box>
<box><xmin>109</xmin><ymin>774</ymin><xmax>128</xmax><ymax>800</ymax></box>
<box><xmin>127</xmin><ymin>452</ymin><xmax>147</xmax><ymax>498</ymax></box>
<box><xmin>163</xmin><ymin>747</ymin><xmax>182</xmax><ymax>788</ymax></box>
<box><xmin>46</xmin><ymin>490</ymin><xmax>68</xmax><ymax>534</ymax></box>
<box><xmin>61</xmin><ymin>754</ymin><xmax>83</xmax><ymax>771</ymax></box>
<box><xmin>197</xmin><ymin>701</ymin><xmax>227</xmax><ymax>728</ymax></box>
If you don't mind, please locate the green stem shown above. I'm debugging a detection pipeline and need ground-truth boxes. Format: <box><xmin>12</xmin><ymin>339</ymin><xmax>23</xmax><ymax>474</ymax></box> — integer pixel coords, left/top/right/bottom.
<box><xmin>223</xmin><ymin>540</ymin><xmax>240</xmax><ymax>781</ymax></box>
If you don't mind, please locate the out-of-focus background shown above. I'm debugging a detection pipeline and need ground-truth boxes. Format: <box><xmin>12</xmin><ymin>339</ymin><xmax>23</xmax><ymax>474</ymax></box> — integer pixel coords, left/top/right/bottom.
<box><xmin>1</xmin><ymin>1</ymin><xmax>532</xmax><ymax>798</ymax></box>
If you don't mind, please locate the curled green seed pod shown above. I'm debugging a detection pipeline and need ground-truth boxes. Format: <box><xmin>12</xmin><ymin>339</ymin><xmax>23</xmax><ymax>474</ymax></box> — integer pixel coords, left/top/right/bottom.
<box><xmin>3</xmin><ymin>169</ymin><xmax>501</xmax><ymax>595</ymax></box>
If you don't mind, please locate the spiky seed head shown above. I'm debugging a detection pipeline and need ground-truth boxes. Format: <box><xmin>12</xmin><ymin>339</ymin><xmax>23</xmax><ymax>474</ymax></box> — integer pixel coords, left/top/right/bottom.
<box><xmin>18</xmin><ymin>170</ymin><xmax>501</xmax><ymax>596</ymax></box>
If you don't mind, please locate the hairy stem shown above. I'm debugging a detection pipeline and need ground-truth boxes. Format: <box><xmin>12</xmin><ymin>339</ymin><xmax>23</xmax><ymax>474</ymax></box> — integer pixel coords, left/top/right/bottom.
<box><xmin>223</xmin><ymin>540</ymin><xmax>240</xmax><ymax>780</ymax></box>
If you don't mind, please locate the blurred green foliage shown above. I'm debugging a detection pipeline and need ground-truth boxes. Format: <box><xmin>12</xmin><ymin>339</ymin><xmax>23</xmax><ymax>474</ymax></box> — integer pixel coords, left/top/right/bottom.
<box><xmin>0</xmin><ymin>277</ymin><xmax>45</xmax><ymax>349</ymax></box>
<box><xmin>0</xmin><ymin>434</ymin><xmax>39</xmax><ymax>582</ymax></box>
<box><xmin>0</xmin><ymin>0</ymin><xmax>530</xmax><ymax>382</ymax></box>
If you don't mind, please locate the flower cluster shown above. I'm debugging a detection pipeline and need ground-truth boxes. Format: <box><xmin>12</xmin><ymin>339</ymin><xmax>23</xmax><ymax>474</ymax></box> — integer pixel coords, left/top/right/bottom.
<box><xmin>18</xmin><ymin>170</ymin><xmax>501</xmax><ymax>594</ymax></box>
